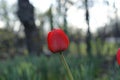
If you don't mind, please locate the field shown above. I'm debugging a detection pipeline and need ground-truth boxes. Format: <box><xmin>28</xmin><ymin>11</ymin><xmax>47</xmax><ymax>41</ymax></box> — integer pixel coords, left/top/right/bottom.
<box><xmin>0</xmin><ymin>42</ymin><xmax>119</xmax><ymax>80</ymax></box>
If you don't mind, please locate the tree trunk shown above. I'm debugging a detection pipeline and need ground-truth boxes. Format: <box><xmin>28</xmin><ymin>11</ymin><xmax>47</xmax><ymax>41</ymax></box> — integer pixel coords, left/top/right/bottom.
<box><xmin>113</xmin><ymin>0</ymin><xmax>120</xmax><ymax>45</ymax></box>
<box><xmin>48</xmin><ymin>6</ymin><xmax>53</xmax><ymax>30</ymax></box>
<box><xmin>85</xmin><ymin>0</ymin><xmax>92</xmax><ymax>57</ymax></box>
<box><xmin>17</xmin><ymin>0</ymin><xmax>42</xmax><ymax>55</ymax></box>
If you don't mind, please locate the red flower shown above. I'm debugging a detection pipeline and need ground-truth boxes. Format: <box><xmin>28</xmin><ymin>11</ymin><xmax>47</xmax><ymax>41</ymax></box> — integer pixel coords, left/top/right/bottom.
<box><xmin>116</xmin><ymin>48</ymin><xmax>120</xmax><ymax>65</ymax></box>
<box><xmin>47</xmin><ymin>28</ymin><xmax>69</xmax><ymax>53</ymax></box>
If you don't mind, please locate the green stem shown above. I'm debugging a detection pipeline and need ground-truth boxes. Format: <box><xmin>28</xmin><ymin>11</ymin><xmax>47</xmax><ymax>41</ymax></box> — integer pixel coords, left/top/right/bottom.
<box><xmin>60</xmin><ymin>52</ymin><xmax>74</xmax><ymax>80</ymax></box>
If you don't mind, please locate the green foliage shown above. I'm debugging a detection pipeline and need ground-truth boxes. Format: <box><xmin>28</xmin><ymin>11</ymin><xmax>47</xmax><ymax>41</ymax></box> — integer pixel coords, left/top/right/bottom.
<box><xmin>0</xmin><ymin>55</ymin><xmax>118</xmax><ymax>80</ymax></box>
<box><xmin>0</xmin><ymin>29</ymin><xmax>15</xmax><ymax>53</ymax></box>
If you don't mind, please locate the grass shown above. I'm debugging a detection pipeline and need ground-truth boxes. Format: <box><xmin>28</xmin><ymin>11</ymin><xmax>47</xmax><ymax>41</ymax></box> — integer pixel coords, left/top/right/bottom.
<box><xmin>0</xmin><ymin>54</ymin><xmax>119</xmax><ymax>80</ymax></box>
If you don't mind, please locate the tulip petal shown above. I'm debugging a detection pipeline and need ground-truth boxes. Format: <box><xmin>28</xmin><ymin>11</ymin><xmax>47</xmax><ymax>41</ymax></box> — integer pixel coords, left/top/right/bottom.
<box><xmin>47</xmin><ymin>28</ymin><xmax>69</xmax><ymax>53</ymax></box>
<box><xmin>117</xmin><ymin>48</ymin><xmax>120</xmax><ymax>65</ymax></box>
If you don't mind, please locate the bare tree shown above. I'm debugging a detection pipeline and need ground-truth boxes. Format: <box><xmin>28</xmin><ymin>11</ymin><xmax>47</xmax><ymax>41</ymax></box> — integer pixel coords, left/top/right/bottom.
<box><xmin>47</xmin><ymin>6</ymin><xmax>54</xmax><ymax>30</ymax></box>
<box><xmin>85</xmin><ymin>0</ymin><xmax>92</xmax><ymax>57</ymax></box>
<box><xmin>17</xmin><ymin>0</ymin><xmax>42</xmax><ymax>55</ymax></box>
<box><xmin>113</xmin><ymin>0</ymin><xmax>120</xmax><ymax>44</ymax></box>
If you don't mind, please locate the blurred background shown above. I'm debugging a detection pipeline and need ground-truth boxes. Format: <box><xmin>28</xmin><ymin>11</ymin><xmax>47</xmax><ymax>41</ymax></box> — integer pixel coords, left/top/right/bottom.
<box><xmin>0</xmin><ymin>0</ymin><xmax>120</xmax><ymax>80</ymax></box>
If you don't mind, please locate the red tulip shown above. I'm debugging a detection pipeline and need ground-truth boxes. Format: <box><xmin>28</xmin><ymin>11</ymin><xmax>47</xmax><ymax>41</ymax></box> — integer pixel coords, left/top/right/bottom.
<box><xmin>47</xmin><ymin>28</ymin><xmax>69</xmax><ymax>53</ymax></box>
<box><xmin>116</xmin><ymin>48</ymin><xmax>120</xmax><ymax>65</ymax></box>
